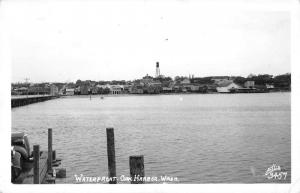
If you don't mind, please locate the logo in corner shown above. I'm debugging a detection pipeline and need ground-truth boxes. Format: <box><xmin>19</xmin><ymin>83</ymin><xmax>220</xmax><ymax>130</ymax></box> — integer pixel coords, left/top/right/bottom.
<box><xmin>265</xmin><ymin>164</ymin><xmax>287</xmax><ymax>180</ymax></box>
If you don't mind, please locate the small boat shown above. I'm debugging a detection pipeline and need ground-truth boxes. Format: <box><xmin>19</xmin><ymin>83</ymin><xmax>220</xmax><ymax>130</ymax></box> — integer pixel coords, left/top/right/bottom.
<box><xmin>100</xmin><ymin>96</ymin><xmax>104</xmax><ymax>99</ymax></box>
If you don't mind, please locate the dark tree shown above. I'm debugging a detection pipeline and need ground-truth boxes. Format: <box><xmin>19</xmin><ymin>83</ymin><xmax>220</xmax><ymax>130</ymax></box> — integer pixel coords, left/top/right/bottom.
<box><xmin>274</xmin><ymin>73</ymin><xmax>291</xmax><ymax>89</ymax></box>
<box><xmin>233</xmin><ymin>76</ymin><xmax>247</xmax><ymax>85</ymax></box>
<box><xmin>191</xmin><ymin>77</ymin><xmax>214</xmax><ymax>84</ymax></box>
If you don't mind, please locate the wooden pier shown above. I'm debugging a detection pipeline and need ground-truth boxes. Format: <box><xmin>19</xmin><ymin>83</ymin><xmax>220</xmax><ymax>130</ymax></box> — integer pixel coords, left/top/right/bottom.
<box><xmin>14</xmin><ymin>128</ymin><xmax>66</xmax><ymax>184</ymax></box>
<box><xmin>13</xmin><ymin>127</ymin><xmax>145</xmax><ymax>184</ymax></box>
<box><xmin>11</xmin><ymin>95</ymin><xmax>59</xmax><ymax>108</ymax></box>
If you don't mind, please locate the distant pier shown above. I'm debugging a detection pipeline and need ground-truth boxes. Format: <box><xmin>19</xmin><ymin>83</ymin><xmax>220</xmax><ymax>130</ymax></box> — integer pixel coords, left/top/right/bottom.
<box><xmin>11</xmin><ymin>95</ymin><xmax>60</xmax><ymax>108</ymax></box>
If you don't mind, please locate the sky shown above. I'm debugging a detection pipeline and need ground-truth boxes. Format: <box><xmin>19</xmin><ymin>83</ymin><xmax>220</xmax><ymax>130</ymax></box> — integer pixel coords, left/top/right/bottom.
<box><xmin>4</xmin><ymin>0</ymin><xmax>291</xmax><ymax>83</ymax></box>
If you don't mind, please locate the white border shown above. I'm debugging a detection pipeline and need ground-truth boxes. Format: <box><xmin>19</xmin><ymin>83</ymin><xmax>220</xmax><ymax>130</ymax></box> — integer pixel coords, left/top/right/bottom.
<box><xmin>0</xmin><ymin>0</ymin><xmax>299</xmax><ymax>193</ymax></box>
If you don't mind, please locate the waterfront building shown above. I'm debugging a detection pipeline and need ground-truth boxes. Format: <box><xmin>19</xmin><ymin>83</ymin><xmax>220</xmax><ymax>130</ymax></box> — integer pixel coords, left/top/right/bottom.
<box><xmin>181</xmin><ymin>78</ymin><xmax>191</xmax><ymax>84</ymax></box>
<box><xmin>253</xmin><ymin>85</ymin><xmax>268</xmax><ymax>92</ymax></box>
<box><xmin>91</xmin><ymin>87</ymin><xmax>98</xmax><ymax>94</ymax></box>
<box><xmin>96</xmin><ymin>84</ymin><xmax>107</xmax><ymax>89</ymax></box>
<box><xmin>50</xmin><ymin>84</ymin><xmax>59</xmax><ymax>96</ymax></box>
<box><xmin>162</xmin><ymin>87</ymin><xmax>173</xmax><ymax>93</ymax></box>
<box><xmin>14</xmin><ymin>87</ymin><xmax>28</xmax><ymax>95</ymax></box>
<box><xmin>66</xmin><ymin>88</ymin><xmax>75</xmax><ymax>95</ymax></box>
<box><xmin>266</xmin><ymin>84</ymin><xmax>275</xmax><ymax>89</ymax></box>
<box><xmin>244</xmin><ymin>81</ymin><xmax>255</xmax><ymax>88</ymax></box>
<box><xmin>123</xmin><ymin>85</ymin><xmax>131</xmax><ymax>94</ymax></box>
<box><xmin>189</xmin><ymin>85</ymin><xmax>200</xmax><ymax>92</ymax></box>
<box><xmin>216</xmin><ymin>81</ymin><xmax>241</xmax><ymax>93</ymax></box>
<box><xmin>109</xmin><ymin>85</ymin><xmax>123</xmax><ymax>94</ymax></box>
<box><xmin>28</xmin><ymin>85</ymin><xmax>49</xmax><ymax>95</ymax></box>
<box><xmin>129</xmin><ymin>85</ymin><xmax>144</xmax><ymax>94</ymax></box>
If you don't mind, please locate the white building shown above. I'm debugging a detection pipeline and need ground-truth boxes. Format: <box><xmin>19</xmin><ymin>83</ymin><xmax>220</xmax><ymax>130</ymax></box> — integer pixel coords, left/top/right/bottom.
<box><xmin>181</xmin><ymin>78</ymin><xmax>191</xmax><ymax>84</ymax></box>
<box><xmin>109</xmin><ymin>85</ymin><xmax>123</xmax><ymax>94</ymax></box>
<box><xmin>216</xmin><ymin>81</ymin><xmax>241</xmax><ymax>93</ymax></box>
<box><xmin>266</xmin><ymin>84</ymin><xmax>275</xmax><ymax>89</ymax></box>
<box><xmin>66</xmin><ymin>88</ymin><xmax>75</xmax><ymax>95</ymax></box>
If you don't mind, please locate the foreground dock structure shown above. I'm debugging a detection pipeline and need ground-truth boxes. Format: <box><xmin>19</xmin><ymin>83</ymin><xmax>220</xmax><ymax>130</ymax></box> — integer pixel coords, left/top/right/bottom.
<box><xmin>14</xmin><ymin>128</ymin><xmax>66</xmax><ymax>184</ymax></box>
<box><xmin>14</xmin><ymin>127</ymin><xmax>145</xmax><ymax>184</ymax></box>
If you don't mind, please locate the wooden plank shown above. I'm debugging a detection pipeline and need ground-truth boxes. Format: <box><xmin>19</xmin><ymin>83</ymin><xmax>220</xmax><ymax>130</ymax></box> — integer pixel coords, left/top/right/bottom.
<box><xmin>22</xmin><ymin>151</ymin><xmax>49</xmax><ymax>184</ymax></box>
<box><xmin>39</xmin><ymin>152</ymin><xmax>48</xmax><ymax>183</ymax></box>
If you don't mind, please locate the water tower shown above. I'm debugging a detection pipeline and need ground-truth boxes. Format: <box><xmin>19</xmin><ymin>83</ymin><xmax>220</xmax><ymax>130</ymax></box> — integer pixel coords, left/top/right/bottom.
<box><xmin>155</xmin><ymin>62</ymin><xmax>160</xmax><ymax>78</ymax></box>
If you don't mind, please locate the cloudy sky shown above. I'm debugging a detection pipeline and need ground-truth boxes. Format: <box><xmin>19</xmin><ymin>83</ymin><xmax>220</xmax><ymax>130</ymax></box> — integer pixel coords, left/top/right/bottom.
<box><xmin>5</xmin><ymin>0</ymin><xmax>291</xmax><ymax>83</ymax></box>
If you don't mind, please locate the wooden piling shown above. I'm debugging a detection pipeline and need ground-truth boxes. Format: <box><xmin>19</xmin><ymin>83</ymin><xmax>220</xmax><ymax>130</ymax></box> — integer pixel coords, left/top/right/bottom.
<box><xmin>129</xmin><ymin>155</ymin><xmax>144</xmax><ymax>184</ymax></box>
<box><xmin>48</xmin><ymin>128</ymin><xmax>53</xmax><ymax>172</ymax></box>
<box><xmin>52</xmin><ymin>150</ymin><xmax>56</xmax><ymax>161</ymax></box>
<box><xmin>33</xmin><ymin>145</ymin><xmax>40</xmax><ymax>184</ymax></box>
<box><xmin>55</xmin><ymin>168</ymin><xmax>66</xmax><ymax>178</ymax></box>
<box><xmin>106</xmin><ymin>128</ymin><xmax>117</xmax><ymax>184</ymax></box>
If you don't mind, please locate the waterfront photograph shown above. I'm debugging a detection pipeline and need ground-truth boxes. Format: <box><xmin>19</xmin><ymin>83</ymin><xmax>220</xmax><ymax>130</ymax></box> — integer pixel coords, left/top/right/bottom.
<box><xmin>7</xmin><ymin>0</ymin><xmax>291</xmax><ymax>186</ymax></box>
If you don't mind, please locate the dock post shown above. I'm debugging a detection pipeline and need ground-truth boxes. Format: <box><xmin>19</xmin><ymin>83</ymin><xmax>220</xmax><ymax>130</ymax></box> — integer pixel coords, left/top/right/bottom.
<box><xmin>52</xmin><ymin>150</ymin><xmax>56</xmax><ymax>161</ymax></box>
<box><xmin>106</xmin><ymin>128</ymin><xmax>117</xmax><ymax>184</ymax></box>
<box><xmin>48</xmin><ymin>128</ymin><xmax>53</xmax><ymax>172</ymax></box>
<box><xmin>129</xmin><ymin>155</ymin><xmax>144</xmax><ymax>184</ymax></box>
<box><xmin>33</xmin><ymin>145</ymin><xmax>40</xmax><ymax>184</ymax></box>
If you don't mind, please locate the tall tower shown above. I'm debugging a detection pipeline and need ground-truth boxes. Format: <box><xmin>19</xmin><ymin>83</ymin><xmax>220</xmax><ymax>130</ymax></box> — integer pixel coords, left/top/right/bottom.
<box><xmin>155</xmin><ymin>62</ymin><xmax>160</xmax><ymax>78</ymax></box>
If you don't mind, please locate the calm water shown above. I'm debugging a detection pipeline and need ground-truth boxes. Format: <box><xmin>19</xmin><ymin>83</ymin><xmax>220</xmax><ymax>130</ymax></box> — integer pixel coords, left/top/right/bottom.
<box><xmin>11</xmin><ymin>93</ymin><xmax>291</xmax><ymax>183</ymax></box>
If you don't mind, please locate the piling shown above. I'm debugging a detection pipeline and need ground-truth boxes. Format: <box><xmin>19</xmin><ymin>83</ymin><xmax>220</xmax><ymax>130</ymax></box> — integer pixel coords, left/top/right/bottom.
<box><xmin>52</xmin><ymin>150</ymin><xmax>56</xmax><ymax>161</ymax></box>
<box><xmin>106</xmin><ymin>128</ymin><xmax>117</xmax><ymax>184</ymax></box>
<box><xmin>48</xmin><ymin>128</ymin><xmax>53</xmax><ymax>172</ymax></box>
<box><xmin>55</xmin><ymin>168</ymin><xmax>66</xmax><ymax>178</ymax></box>
<box><xmin>129</xmin><ymin>155</ymin><xmax>145</xmax><ymax>184</ymax></box>
<box><xmin>33</xmin><ymin>145</ymin><xmax>40</xmax><ymax>184</ymax></box>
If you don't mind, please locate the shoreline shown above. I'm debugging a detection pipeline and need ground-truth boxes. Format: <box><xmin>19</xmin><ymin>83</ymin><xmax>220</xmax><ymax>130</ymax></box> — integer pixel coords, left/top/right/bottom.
<box><xmin>59</xmin><ymin>90</ymin><xmax>291</xmax><ymax>98</ymax></box>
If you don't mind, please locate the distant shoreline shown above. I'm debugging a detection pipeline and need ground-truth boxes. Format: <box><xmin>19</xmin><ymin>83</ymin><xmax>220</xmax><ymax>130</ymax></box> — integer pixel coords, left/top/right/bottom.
<box><xmin>58</xmin><ymin>91</ymin><xmax>291</xmax><ymax>98</ymax></box>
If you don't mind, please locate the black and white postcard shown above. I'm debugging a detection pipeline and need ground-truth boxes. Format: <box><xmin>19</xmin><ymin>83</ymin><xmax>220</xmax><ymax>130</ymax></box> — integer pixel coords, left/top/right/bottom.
<box><xmin>0</xmin><ymin>0</ymin><xmax>299</xmax><ymax>193</ymax></box>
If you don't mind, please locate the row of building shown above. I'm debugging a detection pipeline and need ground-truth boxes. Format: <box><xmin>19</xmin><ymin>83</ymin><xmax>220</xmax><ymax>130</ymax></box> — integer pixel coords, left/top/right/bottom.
<box><xmin>46</xmin><ymin>76</ymin><xmax>275</xmax><ymax>96</ymax></box>
<box><xmin>12</xmin><ymin>63</ymin><xmax>287</xmax><ymax>96</ymax></box>
<box><xmin>11</xmin><ymin>76</ymin><xmax>279</xmax><ymax>96</ymax></box>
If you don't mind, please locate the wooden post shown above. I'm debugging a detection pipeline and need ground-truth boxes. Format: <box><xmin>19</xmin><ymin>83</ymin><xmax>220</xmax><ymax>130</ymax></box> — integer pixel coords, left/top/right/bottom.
<box><xmin>129</xmin><ymin>155</ymin><xmax>144</xmax><ymax>184</ymax></box>
<box><xmin>48</xmin><ymin>128</ymin><xmax>53</xmax><ymax>172</ymax></box>
<box><xmin>106</xmin><ymin>128</ymin><xmax>117</xmax><ymax>184</ymax></box>
<box><xmin>33</xmin><ymin>145</ymin><xmax>40</xmax><ymax>184</ymax></box>
<box><xmin>55</xmin><ymin>168</ymin><xmax>67</xmax><ymax>178</ymax></box>
<box><xmin>52</xmin><ymin>150</ymin><xmax>56</xmax><ymax>161</ymax></box>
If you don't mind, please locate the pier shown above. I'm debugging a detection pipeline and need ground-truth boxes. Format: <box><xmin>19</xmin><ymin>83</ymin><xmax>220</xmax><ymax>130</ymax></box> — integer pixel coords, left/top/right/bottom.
<box><xmin>14</xmin><ymin>129</ymin><xmax>66</xmax><ymax>184</ymax></box>
<box><xmin>13</xmin><ymin>127</ymin><xmax>145</xmax><ymax>184</ymax></box>
<box><xmin>11</xmin><ymin>95</ymin><xmax>59</xmax><ymax>108</ymax></box>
